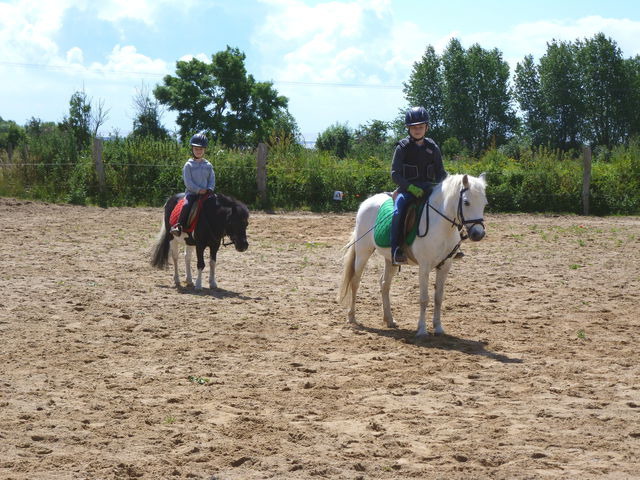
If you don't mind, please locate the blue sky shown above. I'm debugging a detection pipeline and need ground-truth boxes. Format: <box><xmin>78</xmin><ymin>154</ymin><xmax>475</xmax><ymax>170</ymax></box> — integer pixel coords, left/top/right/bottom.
<box><xmin>1</xmin><ymin>0</ymin><xmax>639</xmax><ymax>143</ymax></box>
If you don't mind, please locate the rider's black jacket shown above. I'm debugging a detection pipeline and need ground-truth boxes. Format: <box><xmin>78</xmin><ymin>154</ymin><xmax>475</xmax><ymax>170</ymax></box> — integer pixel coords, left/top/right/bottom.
<box><xmin>391</xmin><ymin>136</ymin><xmax>447</xmax><ymax>194</ymax></box>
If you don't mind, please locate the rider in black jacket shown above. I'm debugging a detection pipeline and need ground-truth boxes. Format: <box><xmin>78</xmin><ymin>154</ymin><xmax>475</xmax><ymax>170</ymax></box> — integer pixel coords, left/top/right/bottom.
<box><xmin>390</xmin><ymin>106</ymin><xmax>447</xmax><ymax>265</ymax></box>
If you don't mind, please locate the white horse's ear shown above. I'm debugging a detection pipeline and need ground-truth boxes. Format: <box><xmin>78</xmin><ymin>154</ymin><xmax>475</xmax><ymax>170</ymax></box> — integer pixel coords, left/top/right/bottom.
<box><xmin>479</xmin><ymin>172</ymin><xmax>487</xmax><ymax>184</ymax></box>
<box><xmin>463</xmin><ymin>174</ymin><xmax>469</xmax><ymax>188</ymax></box>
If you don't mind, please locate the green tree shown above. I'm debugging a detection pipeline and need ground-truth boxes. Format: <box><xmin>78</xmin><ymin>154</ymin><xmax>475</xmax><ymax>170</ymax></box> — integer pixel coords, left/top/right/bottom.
<box><xmin>0</xmin><ymin>116</ymin><xmax>25</xmax><ymax>161</ymax></box>
<box><xmin>514</xmin><ymin>54</ymin><xmax>547</xmax><ymax>146</ymax></box>
<box><xmin>403</xmin><ymin>45</ymin><xmax>446</xmax><ymax>140</ymax></box>
<box><xmin>131</xmin><ymin>83</ymin><xmax>170</xmax><ymax>140</ymax></box>
<box><xmin>466</xmin><ymin>44</ymin><xmax>517</xmax><ymax>151</ymax></box>
<box><xmin>154</xmin><ymin>46</ymin><xmax>290</xmax><ymax>147</ymax></box>
<box><xmin>538</xmin><ymin>40</ymin><xmax>584</xmax><ymax>150</ymax></box>
<box><xmin>442</xmin><ymin>39</ymin><xmax>474</xmax><ymax>150</ymax></box>
<box><xmin>60</xmin><ymin>90</ymin><xmax>92</xmax><ymax>152</ymax></box>
<box><xmin>576</xmin><ymin>33</ymin><xmax>629</xmax><ymax>147</ymax></box>
<box><xmin>626</xmin><ymin>55</ymin><xmax>640</xmax><ymax>138</ymax></box>
<box><xmin>352</xmin><ymin>120</ymin><xmax>393</xmax><ymax>159</ymax></box>
<box><xmin>315</xmin><ymin>123</ymin><xmax>353</xmax><ymax>158</ymax></box>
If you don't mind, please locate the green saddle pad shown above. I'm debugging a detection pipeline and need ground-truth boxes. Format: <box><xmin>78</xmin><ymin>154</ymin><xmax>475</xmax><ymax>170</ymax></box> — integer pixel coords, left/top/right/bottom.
<box><xmin>373</xmin><ymin>198</ymin><xmax>419</xmax><ymax>247</ymax></box>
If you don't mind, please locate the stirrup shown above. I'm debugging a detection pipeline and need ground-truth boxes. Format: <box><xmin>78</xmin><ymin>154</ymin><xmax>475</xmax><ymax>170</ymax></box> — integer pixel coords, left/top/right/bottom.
<box><xmin>170</xmin><ymin>224</ymin><xmax>182</xmax><ymax>237</ymax></box>
<box><xmin>392</xmin><ymin>248</ymin><xmax>407</xmax><ymax>265</ymax></box>
<box><xmin>454</xmin><ymin>250</ymin><xmax>465</xmax><ymax>259</ymax></box>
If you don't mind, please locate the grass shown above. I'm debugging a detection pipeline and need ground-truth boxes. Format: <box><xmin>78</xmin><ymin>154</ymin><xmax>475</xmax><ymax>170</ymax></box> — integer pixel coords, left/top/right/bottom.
<box><xmin>187</xmin><ymin>375</ymin><xmax>210</xmax><ymax>385</ymax></box>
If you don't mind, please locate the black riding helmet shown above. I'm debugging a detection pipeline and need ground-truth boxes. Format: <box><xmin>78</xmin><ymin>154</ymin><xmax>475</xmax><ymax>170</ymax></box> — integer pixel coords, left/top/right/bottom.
<box><xmin>190</xmin><ymin>131</ymin><xmax>209</xmax><ymax>148</ymax></box>
<box><xmin>405</xmin><ymin>106</ymin><xmax>429</xmax><ymax>126</ymax></box>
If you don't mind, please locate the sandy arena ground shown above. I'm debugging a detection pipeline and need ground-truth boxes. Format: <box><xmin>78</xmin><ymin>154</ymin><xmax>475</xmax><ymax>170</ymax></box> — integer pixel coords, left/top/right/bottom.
<box><xmin>1</xmin><ymin>197</ymin><xmax>639</xmax><ymax>479</ymax></box>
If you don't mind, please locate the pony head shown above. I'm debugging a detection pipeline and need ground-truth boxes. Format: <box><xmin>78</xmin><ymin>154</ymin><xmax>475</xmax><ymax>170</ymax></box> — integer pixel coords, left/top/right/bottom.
<box><xmin>458</xmin><ymin>173</ymin><xmax>487</xmax><ymax>241</ymax></box>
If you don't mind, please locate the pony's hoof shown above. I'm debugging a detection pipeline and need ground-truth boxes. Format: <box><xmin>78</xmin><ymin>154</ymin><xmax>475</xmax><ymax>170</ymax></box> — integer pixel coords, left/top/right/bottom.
<box><xmin>185</xmin><ymin>281</ymin><xmax>194</xmax><ymax>288</ymax></box>
<box><xmin>386</xmin><ymin>320</ymin><xmax>398</xmax><ymax>329</ymax></box>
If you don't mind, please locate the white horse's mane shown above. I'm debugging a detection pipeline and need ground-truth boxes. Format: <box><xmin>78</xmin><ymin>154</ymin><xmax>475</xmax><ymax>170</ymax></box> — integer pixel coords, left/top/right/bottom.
<box><xmin>440</xmin><ymin>173</ymin><xmax>486</xmax><ymax>199</ymax></box>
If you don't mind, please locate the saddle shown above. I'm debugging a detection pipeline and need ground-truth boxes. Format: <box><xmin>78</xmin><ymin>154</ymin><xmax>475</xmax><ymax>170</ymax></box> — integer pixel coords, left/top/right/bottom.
<box><xmin>373</xmin><ymin>192</ymin><xmax>427</xmax><ymax>248</ymax></box>
<box><xmin>169</xmin><ymin>193</ymin><xmax>214</xmax><ymax>234</ymax></box>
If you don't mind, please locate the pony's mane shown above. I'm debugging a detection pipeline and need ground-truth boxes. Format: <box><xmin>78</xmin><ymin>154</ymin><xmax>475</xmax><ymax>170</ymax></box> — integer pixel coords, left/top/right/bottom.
<box><xmin>440</xmin><ymin>173</ymin><xmax>486</xmax><ymax>199</ymax></box>
<box><xmin>215</xmin><ymin>193</ymin><xmax>249</xmax><ymax>215</ymax></box>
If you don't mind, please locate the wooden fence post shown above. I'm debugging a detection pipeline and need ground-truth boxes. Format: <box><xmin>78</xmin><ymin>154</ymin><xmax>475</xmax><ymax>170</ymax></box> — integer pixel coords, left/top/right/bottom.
<box><xmin>582</xmin><ymin>145</ymin><xmax>592</xmax><ymax>216</ymax></box>
<box><xmin>93</xmin><ymin>138</ymin><xmax>106</xmax><ymax>204</ymax></box>
<box><xmin>256</xmin><ymin>142</ymin><xmax>268</xmax><ymax>206</ymax></box>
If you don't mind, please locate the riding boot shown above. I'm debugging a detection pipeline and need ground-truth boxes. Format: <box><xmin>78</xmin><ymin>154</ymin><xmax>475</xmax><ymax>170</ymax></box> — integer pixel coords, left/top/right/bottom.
<box><xmin>390</xmin><ymin>211</ymin><xmax>407</xmax><ymax>265</ymax></box>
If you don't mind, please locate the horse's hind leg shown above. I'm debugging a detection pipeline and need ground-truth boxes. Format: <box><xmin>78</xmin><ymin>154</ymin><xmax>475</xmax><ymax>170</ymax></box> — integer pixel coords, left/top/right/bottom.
<box><xmin>347</xmin><ymin>246</ymin><xmax>374</xmax><ymax>323</ymax></box>
<box><xmin>380</xmin><ymin>259</ymin><xmax>399</xmax><ymax>328</ymax></box>
<box><xmin>170</xmin><ymin>239</ymin><xmax>181</xmax><ymax>287</ymax></box>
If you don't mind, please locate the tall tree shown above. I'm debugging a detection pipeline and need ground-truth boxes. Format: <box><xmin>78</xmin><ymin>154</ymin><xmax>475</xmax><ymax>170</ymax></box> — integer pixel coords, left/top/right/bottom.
<box><xmin>625</xmin><ymin>55</ymin><xmax>640</xmax><ymax>138</ymax></box>
<box><xmin>538</xmin><ymin>40</ymin><xmax>584</xmax><ymax>150</ymax></box>
<box><xmin>442</xmin><ymin>39</ymin><xmax>475</xmax><ymax>149</ymax></box>
<box><xmin>466</xmin><ymin>44</ymin><xmax>517</xmax><ymax>151</ymax></box>
<box><xmin>154</xmin><ymin>46</ymin><xmax>290</xmax><ymax>147</ymax></box>
<box><xmin>60</xmin><ymin>90</ymin><xmax>92</xmax><ymax>151</ymax></box>
<box><xmin>514</xmin><ymin>54</ymin><xmax>547</xmax><ymax>145</ymax></box>
<box><xmin>576</xmin><ymin>33</ymin><xmax>628</xmax><ymax>147</ymax></box>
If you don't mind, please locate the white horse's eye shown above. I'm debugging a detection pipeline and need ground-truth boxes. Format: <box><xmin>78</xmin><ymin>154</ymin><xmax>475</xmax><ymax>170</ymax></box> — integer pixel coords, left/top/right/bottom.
<box><xmin>464</xmin><ymin>199</ymin><xmax>470</xmax><ymax>206</ymax></box>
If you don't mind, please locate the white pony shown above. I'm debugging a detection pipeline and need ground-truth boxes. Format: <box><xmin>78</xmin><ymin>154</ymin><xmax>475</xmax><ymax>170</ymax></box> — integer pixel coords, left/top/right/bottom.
<box><xmin>337</xmin><ymin>173</ymin><xmax>487</xmax><ymax>338</ymax></box>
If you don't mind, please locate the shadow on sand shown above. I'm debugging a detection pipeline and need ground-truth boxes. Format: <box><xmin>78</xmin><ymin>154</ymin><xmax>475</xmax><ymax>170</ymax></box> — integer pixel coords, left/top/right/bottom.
<box><xmin>156</xmin><ymin>283</ymin><xmax>255</xmax><ymax>301</ymax></box>
<box><xmin>350</xmin><ymin>321</ymin><xmax>522</xmax><ymax>364</ymax></box>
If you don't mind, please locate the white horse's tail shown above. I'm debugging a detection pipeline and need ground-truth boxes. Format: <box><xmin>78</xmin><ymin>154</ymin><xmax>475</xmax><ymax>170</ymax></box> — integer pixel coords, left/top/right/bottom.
<box><xmin>337</xmin><ymin>230</ymin><xmax>357</xmax><ymax>306</ymax></box>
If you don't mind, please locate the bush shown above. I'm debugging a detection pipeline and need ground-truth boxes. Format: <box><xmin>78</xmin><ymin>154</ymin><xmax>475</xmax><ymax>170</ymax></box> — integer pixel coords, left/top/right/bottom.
<box><xmin>2</xmin><ymin>130</ymin><xmax>639</xmax><ymax>215</ymax></box>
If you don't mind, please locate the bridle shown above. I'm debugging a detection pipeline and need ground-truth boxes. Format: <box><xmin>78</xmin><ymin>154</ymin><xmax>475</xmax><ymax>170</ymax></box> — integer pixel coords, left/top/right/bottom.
<box><xmin>428</xmin><ymin>186</ymin><xmax>485</xmax><ymax>240</ymax></box>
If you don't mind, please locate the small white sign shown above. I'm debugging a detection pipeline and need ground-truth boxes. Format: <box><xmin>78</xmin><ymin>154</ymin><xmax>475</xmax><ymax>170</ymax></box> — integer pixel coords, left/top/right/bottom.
<box><xmin>333</xmin><ymin>191</ymin><xmax>344</xmax><ymax>201</ymax></box>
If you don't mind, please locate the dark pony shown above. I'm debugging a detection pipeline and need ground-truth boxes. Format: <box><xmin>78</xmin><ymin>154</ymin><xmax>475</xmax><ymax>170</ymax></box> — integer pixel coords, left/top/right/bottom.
<box><xmin>151</xmin><ymin>193</ymin><xmax>249</xmax><ymax>289</ymax></box>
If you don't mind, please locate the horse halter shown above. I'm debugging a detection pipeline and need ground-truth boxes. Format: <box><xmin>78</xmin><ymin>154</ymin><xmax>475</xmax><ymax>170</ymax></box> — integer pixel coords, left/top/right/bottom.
<box><xmin>429</xmin><ymin>186</ymin><xmax>485</xmax><ymax>240</ymax></box>
<box><xmin>456</xmin><ymin>187</ymin><xmax>485</xmax><ymax>240</ymax></box>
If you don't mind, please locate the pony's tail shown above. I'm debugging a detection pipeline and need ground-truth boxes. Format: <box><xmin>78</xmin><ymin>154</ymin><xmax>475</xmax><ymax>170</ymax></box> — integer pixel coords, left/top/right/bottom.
<box><xmin>337</xmin><ymin>231</ymin><xmax>357</xmax><ymax>306</ymax></box>
<box><xmin>150</xmin><ymin>220</ymin><xmax>171</xmax><ymax>269</ymax></box>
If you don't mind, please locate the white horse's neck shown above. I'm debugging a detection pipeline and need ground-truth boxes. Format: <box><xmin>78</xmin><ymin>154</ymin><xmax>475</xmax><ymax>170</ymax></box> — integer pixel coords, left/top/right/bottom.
<box><xmin>428</xmin><ymin>175</ymin><xmax>463</xmax><ymax>224</ymax></box>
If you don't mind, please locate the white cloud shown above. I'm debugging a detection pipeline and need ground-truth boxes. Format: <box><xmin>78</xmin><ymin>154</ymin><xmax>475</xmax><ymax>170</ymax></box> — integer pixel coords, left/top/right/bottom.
<box><xmin>255</xmin><ymin>0</ymin><xmax>396</xmax><ymax>83</ymax></box>
<box><xmin>95</xmin><ymin>0</ymin><xmax>199</xmax><ymax>26</ymax></box>
<box><xmin>66</xmin><ymin>46</ymin><xmax>84</xmax><ymax>64</ymax></box>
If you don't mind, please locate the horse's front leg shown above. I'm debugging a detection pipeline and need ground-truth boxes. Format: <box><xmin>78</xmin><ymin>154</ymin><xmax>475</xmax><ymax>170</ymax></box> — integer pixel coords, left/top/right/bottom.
<box><xmin>432</xmin><ymin>260</ymin><xmax>452</xmax><ymax>336</ymax></box>
<box><xmin>416</xmin><ymin>264</ymin><xmax>431</xmax><ymax>338</ymax></box>
<box><xmin>380</xmin><ymin>259</ymin><xmax>398</xmax><ymax>328</ymax></box>
<box><xmin>208</xmin><ymin>239</ymin><xmax>221</xmax><ymax>289</ymax></box>
<box><xmin>194</xmin><ymin>244</ymin><xmax>206</xmax><ymax>290</ymax></box>
<box><xmin>184</xmin><ymin>245</ymin><xmax>195</xmax><ymax>287</ymax></box>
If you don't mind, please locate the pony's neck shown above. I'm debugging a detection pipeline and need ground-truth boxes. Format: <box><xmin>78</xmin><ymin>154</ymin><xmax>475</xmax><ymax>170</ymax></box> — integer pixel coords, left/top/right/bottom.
<box><xmin>431</xmin><ymin>175</ymin><xmax>462</xmax><ymax>217</ymax></box>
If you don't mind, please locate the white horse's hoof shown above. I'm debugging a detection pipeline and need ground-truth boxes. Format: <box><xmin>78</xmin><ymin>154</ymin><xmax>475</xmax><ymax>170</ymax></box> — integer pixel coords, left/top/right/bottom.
<box><xmin>416</xmin><ymin>332</ymin><xmax>430</xmax><ymax>340</ymax></box>
<box><xmin>185</xmin><ymin>281</ymin><xmax>194</xmax><ymax>288</ymax></box>
<box><xmin>385</xmin><ymin>319</ymin><xmax>398</xmax><ymax>329</ymax></box>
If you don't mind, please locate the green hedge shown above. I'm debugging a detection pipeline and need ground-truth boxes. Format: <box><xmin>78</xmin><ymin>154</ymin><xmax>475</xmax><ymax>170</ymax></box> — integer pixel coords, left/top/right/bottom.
<box><xmin>1</xmin><ymin>133</ymin><xmax>639</xmax><ymax>215</ymax></box>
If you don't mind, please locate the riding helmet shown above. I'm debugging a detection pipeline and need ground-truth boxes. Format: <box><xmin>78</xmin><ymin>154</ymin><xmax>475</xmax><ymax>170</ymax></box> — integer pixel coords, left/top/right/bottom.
<box><xmin>190</xmin><ymin>131</ymin><xmax>209</xmax><ymax>148</ymax></box>
<box><xmin>405</xmin><ymin>106</ymin><xmax>429</xmax><ymax>126</ymax></box>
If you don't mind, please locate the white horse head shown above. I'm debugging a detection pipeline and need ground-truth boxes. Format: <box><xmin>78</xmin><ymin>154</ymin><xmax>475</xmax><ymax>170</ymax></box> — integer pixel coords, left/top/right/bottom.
<box><xmin>338</xmin><ymin>172</ymin><xmax>488</xmax><ymax>338</ymax></box>
<box><xmin>439</xmin><ymin>172</ymin><xmax>487</xmax><ymax>242</ymax></box>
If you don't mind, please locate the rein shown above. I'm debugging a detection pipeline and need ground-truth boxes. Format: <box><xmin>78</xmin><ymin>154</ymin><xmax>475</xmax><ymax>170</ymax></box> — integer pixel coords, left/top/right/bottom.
<box><xmin>425</xmin><ymin>186</ymin><xmax>485</xmax><ymax>240</ymax></box>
